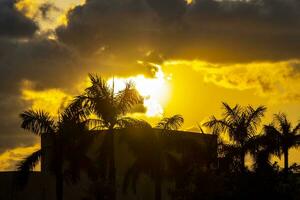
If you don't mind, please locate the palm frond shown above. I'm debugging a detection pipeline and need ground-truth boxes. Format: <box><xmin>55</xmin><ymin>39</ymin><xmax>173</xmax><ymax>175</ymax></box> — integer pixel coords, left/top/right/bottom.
<box><xmin>263</xmin><ymin>124</ymin><xmax>282</xmax><ymax>157</ymax></box>
<box><xmin>116</xmin><ymin>117</ymin><xmax>152</xmax><ymax>129</ymax></box>
<box><xmin>17</xmin><ymin>149</ymin><xmax>42</xmax><ymax>172</ymax></box>
<box><xmin>16</xmin><ymin>149</ymin><xmax>42</xmax><ymax>187</ymax></box>
<box><xmin>203</xmin><ymin>116</ymin><xmax>233</xmax><ymax>137</ymax></box>
<box><xmin>79</xmin><ymin>75</ymin><xmax>116</xmax><ymax>126</ymax></box>
<box><xmin>87</xmin><ymin>118</ymin><xmax>106</xmax><ymax>130</ymax></box>
<box><xmin>156</xmin><ymin>115</ymin><xmax>184</xmax><ymax>131</ymax></box>
<box><xmin>292</xmin><ymin>122</ymin><xmax>300</xmax><ymax>136</ymax></box>
<box><xmin>68</xmin><ymin>95</ymin><xmax>91</xmax><ymax>119</ymax></box>
<box><xmin>86</xmin><ymin>74</ymin><xmax>111</xmax><ymax>98</ymax></box>
<box><xmin>244</xmin><ymin>135</ymin><xmax>260</xmax><ymax>154</ymax></box>
<box><xmin>20</xmin><ymin>110</ymin><xmax>55</xmax><ymax>136</ymax></box>
<box><xmin>60</xmin><ymin>104</ymin><xmax>85</xmax><ymax>123</ymax></box>
<box><xmin>274</xmin><ymin>113</ymin><xmax>291</xmax><ymax>134</ymax></box>
<box><xmin>116</xmin><ymin>82</ymin><xmax>142</xmax><ymax>115</ymax></box>
<box><xmin>245</xmin><ymin>105</ymin><xmax>266</xmax><ymax>132</ymax></box>
<box><xmin>221</xmin><ymin>102</ymin><xmax>241</xmax><ymax>122</ymax></box>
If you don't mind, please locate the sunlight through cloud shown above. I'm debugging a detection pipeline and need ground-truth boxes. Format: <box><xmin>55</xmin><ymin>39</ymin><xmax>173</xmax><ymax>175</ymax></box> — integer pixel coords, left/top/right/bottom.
<box><xmin>108</xmin><ymin>63</ymin><xmax>171</xmax><ymax>117</ymax></box>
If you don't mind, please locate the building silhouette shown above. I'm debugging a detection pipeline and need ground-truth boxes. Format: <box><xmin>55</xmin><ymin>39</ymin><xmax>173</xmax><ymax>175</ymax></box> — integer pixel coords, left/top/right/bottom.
<box><xmin>0</xmin><ymin>128</ymin><xmax>217</xmax><ymax>200</ymax></box>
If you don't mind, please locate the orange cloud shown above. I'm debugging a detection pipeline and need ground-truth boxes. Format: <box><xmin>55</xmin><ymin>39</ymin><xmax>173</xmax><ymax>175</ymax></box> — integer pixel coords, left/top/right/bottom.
<box><xmin>21</xmin><ymin>80</ymin><xmax>72</xmax><ymax>117</ymax></box>
<box><xmin>164</xmin><ymin>60</ymin><xmax>300</xmax><ymax>103</ymax></box>
<box><xmin>0</xmin><ymin>143</ymin><xmax>40</xmax><ymax>171</ymax></box>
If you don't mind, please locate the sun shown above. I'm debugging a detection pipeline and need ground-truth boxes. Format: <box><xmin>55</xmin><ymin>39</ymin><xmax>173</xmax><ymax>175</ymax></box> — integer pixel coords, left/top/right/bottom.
<box><xmin>107</xmin><ymin>63</ymin><xmax>170</xmax><ymax>117</ymax></box>
<box><xmin>185</xmin><ymin>0</ymin><xmax>193</xmax><ymax>4</ymax></box>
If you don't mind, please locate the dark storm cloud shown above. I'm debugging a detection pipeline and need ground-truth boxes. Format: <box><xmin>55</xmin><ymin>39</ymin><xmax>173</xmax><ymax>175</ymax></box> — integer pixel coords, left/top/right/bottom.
<box><xmin>146</xmin><ymin>0</ymin><xmax>187</xmax><ymax>22</ymax></box>
<box><xmin>0</xmin><ymin>0</ymin><xmax>82</xmax><ymax>151</ymax></box>
<box><xmin>0</xmin><ymin>0</ymin><xmax>39</xmax><ymax>152</ymax></box>
<box><xmin>0</xmin><ymin>94</ymin><xmax>38</xmax><ymax>154</ymax></box>
<box><xmin>0</xmin><ymin>38</ymin><xmax>81</xmax><ymax>152</ymax></box>
<box><xmin>56</xmin><ymin>0</ymin><xmax>300</xmax><ymax>63</ymax></box>
<box><xmin>0</xmin><ymin>0</ymin><xmax>38</xmax><ymax>38</ymax></box>
<box><xmin>0</xmin><ymin>38</ymin><xmax>80</xmax><ymax>92</ymax></box>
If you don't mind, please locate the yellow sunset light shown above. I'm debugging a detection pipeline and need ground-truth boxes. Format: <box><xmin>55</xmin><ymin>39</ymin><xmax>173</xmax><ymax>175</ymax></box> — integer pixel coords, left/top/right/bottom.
<box><xmin>108</xmin><ymin>64</ymin><xmax>170</xmax><ymax>117</ymax></box>
<box><xmin>185</xmin><ymin>0</ymin><xmax>194</xmax><ymax>4</ymax></box>
<box><xmin>21</xmin><ymin>88</ymin><xmax>71</xmax><ymax>117</ymax></box>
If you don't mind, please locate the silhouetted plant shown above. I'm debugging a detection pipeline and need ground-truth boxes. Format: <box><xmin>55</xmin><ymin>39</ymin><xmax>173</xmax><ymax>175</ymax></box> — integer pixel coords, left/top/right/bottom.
<box><xmin>204</xmin><ymin>102</ymin><xmax>266</xmax><ymax>172</ymax></box>
<box><xmin>263</xmin><ymin>113</ymin><xmax>300</xmax><ymax>174</ymax></box>
<box><xmin>70</xmin><ymin>74</ymin><xmax>143</xmax><ymax>200</ymax></box>
<box><xmin>17</xmin><ymin>105</ymin><xmax>93</xmax><ymax>200</ymax></box>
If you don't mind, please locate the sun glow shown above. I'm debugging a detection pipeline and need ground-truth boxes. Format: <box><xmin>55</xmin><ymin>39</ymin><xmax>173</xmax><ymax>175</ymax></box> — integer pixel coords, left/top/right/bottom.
<box><xmin>185</xmin><ymin>0</ymin><xmax>194</xmax><ymax>4</ymax></box>
<box><xmin>108</xmin><ymin>63</ymin><xmax>171</xmax><ymax>117</ymax></box>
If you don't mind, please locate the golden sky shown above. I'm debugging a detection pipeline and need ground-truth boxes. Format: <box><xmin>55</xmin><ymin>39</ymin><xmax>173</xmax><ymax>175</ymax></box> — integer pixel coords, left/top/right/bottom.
<box><xmin>0</xmin><ymin>0</ymin><xmax>299</xmax><ymax>170</ymax></box>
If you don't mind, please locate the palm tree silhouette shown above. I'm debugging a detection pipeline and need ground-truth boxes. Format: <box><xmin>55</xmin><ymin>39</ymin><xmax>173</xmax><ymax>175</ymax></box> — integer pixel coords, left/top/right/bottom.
<box><xmin>204</xmin><ymin>102</ymin><xmax>266</xmax><ymax>172</ymax></box>
<box><xmin>263</xmin><ymin>113</ymin><xmax>300</xmax><ymax>173</ymax></box>
<box><xmin>122</xmin><ymin>115</ymin><xmax>184</xmax><ymax>200</ymax></box>
<box><xmin>17</xmin><ymin>106</ymin><xmax>93</xmax><ymax>200</ymax></box>
<box><xmin>71</xmin><ymin>74</ymin><xmax>143</xmax><ymax>199</ymax></box>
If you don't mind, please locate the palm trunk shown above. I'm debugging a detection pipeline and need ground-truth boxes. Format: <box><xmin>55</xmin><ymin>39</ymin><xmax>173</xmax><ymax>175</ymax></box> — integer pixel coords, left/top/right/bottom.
<box><xmin>240</xmin><ymin>150</ymin><xmax>246</xmax><ymax>173</ymax></box>
<box><xmin>108</xmin><ymin>128</ymin><xmax>116</xmax><ymax>200</ymax></box>
<box><xmin>283</xmin><ymin>148</ymin><xmax>289</xmax><ymax>174</ymax></box>
<box><xmin>154</xmin><ymin>177</ymin><xmax>162</xmax><ymax>200</ymax></box>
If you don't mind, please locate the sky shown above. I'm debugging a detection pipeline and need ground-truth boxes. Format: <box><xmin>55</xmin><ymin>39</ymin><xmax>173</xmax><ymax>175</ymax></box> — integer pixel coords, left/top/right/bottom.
<box><xmin>0</xmin><ymin>0</ymin><xmax>299</xmax><ymax>170</ymax></box>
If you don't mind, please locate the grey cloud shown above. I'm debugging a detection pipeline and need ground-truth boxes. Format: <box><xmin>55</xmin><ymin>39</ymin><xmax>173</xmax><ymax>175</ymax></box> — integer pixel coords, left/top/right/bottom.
<box><xmin>0</xmin><ymin>94</ymin><xmax>38</xmax><ymax>154</ymax></box>
<box><xmin>0</xmin><ymin>38</ymin><xmax>81</xmax><ymax>154</ymax></box>
<box><xmin>56</xmin><ymin>0</ymin><xmax>300</xmax><ymax>63</ymax></box>
<box><xmin>0</xmin><ymin>0</ymin><xmax>38</xmax><ymax>38</ymax></box>
<box><xmin>0</xmin><ymin>38</ymin><xmax>81</xmax><ymax>92</ymax></box>
<box><xmin>146</xmin><ymin>0</ymin><xmax>187</xmax><ymax>22</ymax></box>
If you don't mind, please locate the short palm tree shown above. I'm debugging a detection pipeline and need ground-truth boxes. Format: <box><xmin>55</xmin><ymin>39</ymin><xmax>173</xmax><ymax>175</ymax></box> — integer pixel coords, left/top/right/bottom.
<box><xmin>17</xmin><ymin>106</ymin><xmax>92</xmax><ymax>200</ymax></box>
<box><xmin>204</xmin><ymin>102</ymin><xmax>266</xmax><ymax>172</ymax></box>
<box><xmin>264</xmin><ymin>113</ymin><xmax>300</xmax><ymax>173</ymax></box>
<box><xmin>71</xmin><ymin>74</ymin><xmax>143</xmax><ymax>199</ymax></box>
<box><xmin>122</xmin><ymin>115</ymin><xmax>184</xmax><ymax>200</ymax></box>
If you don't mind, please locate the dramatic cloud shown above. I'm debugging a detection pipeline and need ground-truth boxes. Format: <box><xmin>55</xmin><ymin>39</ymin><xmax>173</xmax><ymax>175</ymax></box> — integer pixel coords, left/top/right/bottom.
<box><xmin>56</xmin><ymin>0</ymin><xmax>300</xmax><ymax>62</ymax></box>
<box><xmin>15</xmin><ymin>0</ymin><xmax>69</xmax><ymax>32</ymax></box>
<box><xmin>0</xmin><ymin>38</ymin><xmax>158</xmax><ymax>162</ymax></box>
<box><xmin>0</xmin><ymin>37</ymin><xmax>83</xmax><ymax>158</ymax></box>
<box><xmin>0</xmin><ymin>0</ymin><xmax>38</xmax><ymax>38</ymax></box>
<box><xmin>165</xmin><ymin>59</ymin><xmax>300</xmax><ymax>103</ymax></box>
<box><xmin>1</xmin><ymin>0</ymin><xmax>300</xmax><ymax>169</ymax></box>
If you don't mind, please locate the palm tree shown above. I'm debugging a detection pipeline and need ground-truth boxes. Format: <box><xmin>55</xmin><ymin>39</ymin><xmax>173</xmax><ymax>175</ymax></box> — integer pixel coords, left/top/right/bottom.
<box><xmin>71</xmin><ymin>74</ymin><xmax>143</xmax><ymax>199</ymax></box>
<box><xmin>204</xmin><ymin>102</ymin><xmax>266</xmax><ymax>172</ymax></box>
<box><xmin>122</xmin><ymin>115</ymin><xmax>184</xmax><ymax>200</ymax></box>
<box><xmin>17</xmin><ymin>106</ymin><xmax>93</xmax><ymax>200</ymax></box>
<box><xmin>263</xmin><ymin>113</ymin><xmax>300</xmax><ymax>173</ymax></box>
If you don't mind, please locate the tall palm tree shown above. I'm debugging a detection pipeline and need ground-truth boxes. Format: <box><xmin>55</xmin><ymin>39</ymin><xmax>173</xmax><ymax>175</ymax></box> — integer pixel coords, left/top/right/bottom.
<box><xmin>122</xmin><ymin>115</ymin><xmax>184</xmax><ymax>200</ymax></box>
<box><xmin>263</xmin><ymin>113</ymin><xmax>300</xmax><ymax>173</ymax></box>
<box><xmin>71</xmin><ymin>74</ymin><xmax>143</xmax><ymax>199</ymax></box>
<box><xmin>204</xmin><ymin>102</ymin><xmax>266</xmax><ymax>172</ymax></box>
<box><xmin>17</xmin><ymin>106</ymin><xmax>93</xmax><ymax>200</ymax></box>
